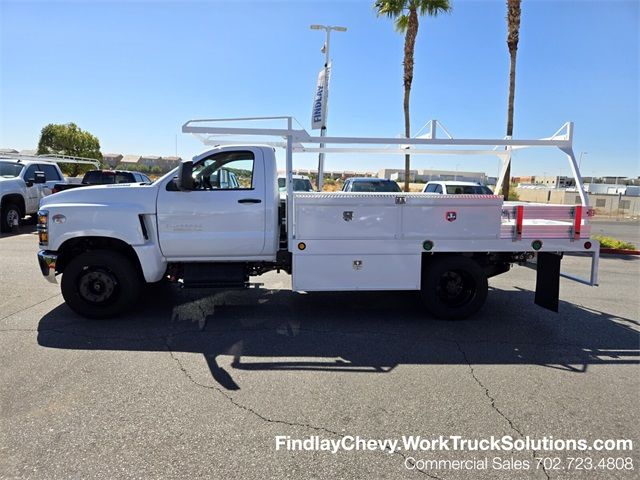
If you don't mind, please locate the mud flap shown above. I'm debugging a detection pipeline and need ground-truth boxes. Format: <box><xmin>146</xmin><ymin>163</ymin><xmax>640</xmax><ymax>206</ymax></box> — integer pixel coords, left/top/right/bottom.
<box><xmin>535</xmin><ymin>252</ymin><xmax>561</xmax><ymax>312</ymax></box>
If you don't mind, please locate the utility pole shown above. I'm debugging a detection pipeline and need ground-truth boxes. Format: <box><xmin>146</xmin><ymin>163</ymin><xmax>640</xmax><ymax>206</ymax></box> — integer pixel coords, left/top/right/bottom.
<box><xmin>310</xmin><ymin>24</ymin><xmax>346</xmax><ymax>191</ymax></box>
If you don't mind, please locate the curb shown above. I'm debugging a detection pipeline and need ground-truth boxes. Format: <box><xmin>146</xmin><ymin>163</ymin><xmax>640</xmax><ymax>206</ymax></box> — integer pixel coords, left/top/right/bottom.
<box><xmin>600</xmin><ymin>248</ymin><xmax>640</xmax><ymax>256</ymax></box>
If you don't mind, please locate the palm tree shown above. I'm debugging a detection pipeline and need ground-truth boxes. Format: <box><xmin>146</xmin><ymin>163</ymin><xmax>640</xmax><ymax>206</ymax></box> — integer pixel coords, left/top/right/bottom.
<box><xmin>501</xmin><ymin>0</ymin><xmax>521</xmax><ymax>200</ymax></box>
<box><xmin>375</xmin><ymin>0</ymin><xmax>451</xmax><ymax>192</ymax></box>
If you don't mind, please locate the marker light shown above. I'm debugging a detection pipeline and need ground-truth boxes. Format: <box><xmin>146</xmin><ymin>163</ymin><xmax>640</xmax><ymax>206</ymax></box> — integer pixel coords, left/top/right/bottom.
<box><xmin>531</xmin><ymin>240</ymin><xmax>543</xmax><ymax>251</ymax></box>
<box><xmin>37</xmin><ymin>210</ymin><xmax>48</xmax><ymax>246</ymax></box>
<box><xmin>298</xmin><ymin>242</ymin><xmax>306</xmax><ymax>251</ymax></box>
<box><xmin>423</xmin><ymin>240</ymin><xmax>434</xmax><ymax>251</ymax></box>
<box><xmin>584</xmin><ymin>241</ymin><xmax>592</xmax><ymax>250</ymax></box>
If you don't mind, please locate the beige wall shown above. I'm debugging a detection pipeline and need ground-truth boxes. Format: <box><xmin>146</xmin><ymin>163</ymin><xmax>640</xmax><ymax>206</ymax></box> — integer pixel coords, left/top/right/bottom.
<box><xmin>516</xmin><ymin>188</ymin><xmax>640</xmax><ymax>217</ymax></box>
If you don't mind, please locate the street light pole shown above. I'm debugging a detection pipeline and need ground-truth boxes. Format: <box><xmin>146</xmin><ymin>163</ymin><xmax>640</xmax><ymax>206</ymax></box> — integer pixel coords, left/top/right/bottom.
<box><xmin>311</xmin><ymin>24</ymin><xmax>346</xmax><ymax>191</ymax></box>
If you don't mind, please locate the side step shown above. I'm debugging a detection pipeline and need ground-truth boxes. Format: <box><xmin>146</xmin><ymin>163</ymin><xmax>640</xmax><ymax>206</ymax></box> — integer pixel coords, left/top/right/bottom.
<box><xmin>182</xmin><ymin>263</ymin><xmax>248</xmax><ymax>289</ymax></box>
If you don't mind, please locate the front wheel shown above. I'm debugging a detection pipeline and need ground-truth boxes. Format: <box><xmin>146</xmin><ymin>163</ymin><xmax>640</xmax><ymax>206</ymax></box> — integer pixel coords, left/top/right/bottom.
<box><xmin>1</xmin><ymin>203</ymin><xmax>21</xmax><ymax>233</ymax></box>
<box><xmin>421</xmin><ymin>256</ymin><xmax>488</xmax><ymax>320</ymax></box>
<box><xmin>61</xmin><ymin>250</ymin><xmax>141</xmax><ymax>319</ymax></box>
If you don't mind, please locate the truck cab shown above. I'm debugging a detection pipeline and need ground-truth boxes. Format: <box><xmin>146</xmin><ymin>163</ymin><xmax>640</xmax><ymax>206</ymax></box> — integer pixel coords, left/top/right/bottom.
<box><xmin>37</xmin><ymin>146</ymin><xmax>283</xmax><ymax>318</ymax></box>
<box><xmin>157</xmin><ymin>146</ymin><xmax>279</xmax><ymax>260</ymax></box>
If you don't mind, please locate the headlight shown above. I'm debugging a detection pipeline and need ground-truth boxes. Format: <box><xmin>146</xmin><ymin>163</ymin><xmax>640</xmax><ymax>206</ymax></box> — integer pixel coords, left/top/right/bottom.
<box><xmin>37</xmin><ymin>210</ymin><xmax>48</xmax><ymax>246</ymax></box>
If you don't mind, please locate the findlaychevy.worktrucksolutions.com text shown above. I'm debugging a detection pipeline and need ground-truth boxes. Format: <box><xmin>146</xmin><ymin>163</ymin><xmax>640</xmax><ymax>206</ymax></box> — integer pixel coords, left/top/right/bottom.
<box><xmin>274</xmin><ymin>435</ymin><xmax>633</xmax><ymax>455</ymax></box>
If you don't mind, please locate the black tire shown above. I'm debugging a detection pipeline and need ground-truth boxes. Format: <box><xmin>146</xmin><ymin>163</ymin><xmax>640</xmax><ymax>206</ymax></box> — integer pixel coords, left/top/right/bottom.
<box><xmin>1</xmin><ymin>203</ymin><xmax>21</xmax><ymax>233</ymax></box>
<box><xmin>61</xmin><ymin>250</ymin><xmax>141</xmax><ymax>319</ymax></box>
<box><xmin>421</xmin><ymin>255</ymin><xmax>488</xmax><ymax>320</ymax></box>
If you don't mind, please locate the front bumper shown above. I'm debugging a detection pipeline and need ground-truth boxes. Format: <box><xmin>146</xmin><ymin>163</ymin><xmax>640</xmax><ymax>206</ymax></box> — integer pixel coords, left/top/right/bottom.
<box><xmin>37</xmin><ymin>250</ymin><xmax>58</xmax><ymax>284</ymax></box>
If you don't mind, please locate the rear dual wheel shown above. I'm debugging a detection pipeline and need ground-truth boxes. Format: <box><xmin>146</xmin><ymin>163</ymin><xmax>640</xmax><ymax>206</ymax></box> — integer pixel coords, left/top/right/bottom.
<box><xmin>421</xmin><ymin>256</ymin><xmax>488</xmax><ymax>320</ymax></box>
<box><xmin>61</xmin><ymin>250</ymin><xmax>141</xmax><ymax>319</ymax></box>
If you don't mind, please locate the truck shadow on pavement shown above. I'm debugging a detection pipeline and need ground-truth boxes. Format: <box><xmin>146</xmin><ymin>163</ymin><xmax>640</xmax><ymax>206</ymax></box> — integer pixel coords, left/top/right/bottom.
<box><xmin>37</xmin><ymin>283</ymin><xmax>639</xmax><ymax>390</ymax></box>
<box><xmin>0</xmin><ymin>222</ymin><xmax>37</xmax><ymax>238</ymax></box>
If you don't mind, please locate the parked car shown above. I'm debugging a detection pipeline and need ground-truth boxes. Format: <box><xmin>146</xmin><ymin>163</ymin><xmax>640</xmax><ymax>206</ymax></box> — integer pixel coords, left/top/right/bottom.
<box><xmin>52</xmin><ymin>170</ymin><xmax>151</xmax><ymax>194</ymax></box>
<box><xmin>342</xmin><ymin>177</ymin><xmax>401</xmax><ymax>192</ymax></box>
<box><xmin>278</xmin><ymin>175</ymin><xmax>314</xmax><ymax>193</ymax></box>
<box><xmin>422</xmin><ymin>181</ymin><xmax>494</xmax><ymax>195</ymax></box>
<box><xmin>0</xmin><ymin>158</ymin><xmax>65</xmax><ymax>232</ymax></box>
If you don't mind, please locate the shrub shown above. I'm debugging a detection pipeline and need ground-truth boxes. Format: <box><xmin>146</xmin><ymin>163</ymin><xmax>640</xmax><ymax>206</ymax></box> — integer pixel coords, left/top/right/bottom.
<box><xmin>593</xmin><ymin>235</ymin><xmax>636</xmax><ymax>250</ymax></box>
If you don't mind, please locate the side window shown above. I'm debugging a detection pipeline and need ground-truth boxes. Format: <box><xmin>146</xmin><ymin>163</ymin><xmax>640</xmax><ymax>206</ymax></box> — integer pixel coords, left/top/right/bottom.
<box><xmin>24</xmin><ymin>164</ymin><xmax>39</xmax><ymax>181</ymax></box>
<box><xmin>425</xmin><ymin>184</ymin><xmax>437</xmax><ymax>193</ymax></box>
<box><xmin>141</xmin><ymin>174</ymin><xmax>150</xmax><ymax>183</ymax></box>
<box><xmin>39</xmin><ymin>164</ymin><xmax>62</xmax><ymax>181</ymax></box>
<box><xmin>116</xmin><ymin>173</ymin><xmax>132</xmax><ymax>183</ymax></box>
<box><xmin>192</xmin><ymin>151</ymin><xmax>255</xmax><ymax>190</ymax></box>
<box><xmin>434</xmin><ymin>185</ymin><xmax>443</xmax><ymax>194</ymax></box>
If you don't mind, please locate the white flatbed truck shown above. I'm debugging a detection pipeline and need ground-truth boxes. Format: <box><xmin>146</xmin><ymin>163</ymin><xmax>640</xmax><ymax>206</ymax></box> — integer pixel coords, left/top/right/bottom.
<box><xmin>37</xmin><ymin>117</ymin><xmax>599</xmax><ymax>319</ymax></box>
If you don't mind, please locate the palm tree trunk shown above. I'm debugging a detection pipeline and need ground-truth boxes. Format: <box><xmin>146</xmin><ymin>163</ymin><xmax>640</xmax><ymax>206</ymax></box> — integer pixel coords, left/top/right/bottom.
<box><xmin>502</xmin><ymin>0</ymin><xmax>521</xmax><ymax>200</ymax></box>
<box><xmin>403</xmin><ymin>8</ymin><xmax>419</xmax><ymax>192</ymax></box>
<box><xmin>506</xmin><ymin>50</ymin><xmax>517</xmax><ymax>138</ymax></box>
<box><xmin>502</xmin><ymin>48</ymin><xmax>517</xmax><ymax>199</ymax></box>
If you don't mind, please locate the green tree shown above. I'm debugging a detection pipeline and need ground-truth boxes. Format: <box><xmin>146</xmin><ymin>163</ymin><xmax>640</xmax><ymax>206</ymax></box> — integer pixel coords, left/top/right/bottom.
<box><xmin>37</xmin><ymin>123</ymin><xmax>102</xmax><ymax>176</ymax></box>
<box><xmin>375</xmin><ymin>0</ymin><xmax>451</xmax><ymax>192</ymax></box>
<box><xmin>508</xmin><ymin>183</ymin><xmax>519</xmax><ymax>201</ymax></box>
<box><xmin>500</xmin><ymin>0</ymin><xmax>521</xmax><ymax>200</ymax></box>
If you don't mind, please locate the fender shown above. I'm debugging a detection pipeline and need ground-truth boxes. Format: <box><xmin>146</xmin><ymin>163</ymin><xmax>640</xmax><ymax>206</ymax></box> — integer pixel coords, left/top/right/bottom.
<box><xmin>40</xmin><ymin>184</ymin><xmax>167</xmax><ymax>282</ymax></box>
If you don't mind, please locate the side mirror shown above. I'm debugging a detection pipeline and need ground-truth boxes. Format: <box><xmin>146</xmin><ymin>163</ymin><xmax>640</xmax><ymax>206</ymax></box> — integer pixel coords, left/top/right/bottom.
<box><xmin>176</xmin><ymin>161</ymin><xmax>194</xmax><ymax>191</ymax></box>
<box><xmin>34</xmin><ymin>171</ymin><xmax>47</xmax><ymax>184</ymax></box>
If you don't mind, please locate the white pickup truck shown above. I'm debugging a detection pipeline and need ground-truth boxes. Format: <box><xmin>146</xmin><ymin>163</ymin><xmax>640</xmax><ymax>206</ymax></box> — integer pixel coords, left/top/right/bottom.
<box><xmin>0</xmin><ymin>157</ymin><xmax>64</xmax><ymax>232</ymax></box>
<box><xmin>37</xmin><ymin>117</ymin><xmax>599</xmax><ymax>320</ymax></box>
<box><xmin>0</xmin><ymin>154</ymin><xmax>100</xmax><ymax>232</ymax></box>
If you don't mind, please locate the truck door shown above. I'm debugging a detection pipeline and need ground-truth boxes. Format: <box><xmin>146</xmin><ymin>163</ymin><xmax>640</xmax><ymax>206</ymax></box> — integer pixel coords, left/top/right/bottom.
<box><xmin>22</xmin><ymin>164</ymin><xmax>42</xmax><ymax>214</ymax></box>
<box><xmin>38</xmin><ymin>163</ymin><xmax>62</xmax><ymax>195</ymax></box>
<box><xmin>157</xmin><ymin>148</ymin><xmax>266</xmax><ymax>258</ymax></box>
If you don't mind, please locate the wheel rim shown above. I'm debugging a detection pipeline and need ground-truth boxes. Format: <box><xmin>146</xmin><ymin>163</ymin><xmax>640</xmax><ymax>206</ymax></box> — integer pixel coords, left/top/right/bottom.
<box><xmin>6</xmin><ymin>208</ymin><xmax>19</xmax><ymax>227</ymax></box>
<box><xmin>77</xmin><ymin>268</ymin><xmax>118</xmax><ymax>304</ymax></box>
<box><xmin>435</xmin><ymin>270</ymin><xmax>476</xmax><ymax>307</ymax></box>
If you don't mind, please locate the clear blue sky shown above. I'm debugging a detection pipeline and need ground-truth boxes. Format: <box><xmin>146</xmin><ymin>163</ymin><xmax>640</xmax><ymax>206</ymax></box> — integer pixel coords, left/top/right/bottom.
<box><xmin>1</xmin><ymin>0</ymin><xmax>638</xmax><ymax>178</ymax></box>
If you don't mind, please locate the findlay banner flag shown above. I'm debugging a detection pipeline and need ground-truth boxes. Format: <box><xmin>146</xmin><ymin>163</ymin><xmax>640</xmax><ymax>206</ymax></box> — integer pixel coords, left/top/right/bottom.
<box><xmin>311</xmin><ymin>63</ymin><xmax>331</xmax><ymax>130</ymax></box>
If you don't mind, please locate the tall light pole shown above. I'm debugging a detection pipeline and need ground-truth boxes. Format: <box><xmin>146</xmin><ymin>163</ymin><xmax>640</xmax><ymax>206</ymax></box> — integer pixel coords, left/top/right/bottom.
<box><xmin>310</xmin><ymin>24</ymin><xmax>346</xmax><ymax>191</ymax></box>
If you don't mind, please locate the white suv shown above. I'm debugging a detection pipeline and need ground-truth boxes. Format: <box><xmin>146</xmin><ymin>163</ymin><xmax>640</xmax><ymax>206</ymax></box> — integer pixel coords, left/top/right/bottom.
<box><xmin>422</xmin><ymin>181</ymin><xmax>494</xmax><ymax>195</ymax></box>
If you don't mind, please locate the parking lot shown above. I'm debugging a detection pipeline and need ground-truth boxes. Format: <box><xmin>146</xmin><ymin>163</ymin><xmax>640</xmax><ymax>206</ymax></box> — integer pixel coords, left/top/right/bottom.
<box><xmin>1</xmin><ymin>228</ymin><xmax>638</xmax><ymax>479</ymax></box>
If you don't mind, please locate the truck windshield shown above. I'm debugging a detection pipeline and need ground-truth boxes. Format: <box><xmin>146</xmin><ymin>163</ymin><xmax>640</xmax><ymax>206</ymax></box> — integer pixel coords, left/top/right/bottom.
<box><xmin>0</xmin><ymin>162</ymin><xmax>23</xmax><ymax>178</ymax></box>
<box><xmin>82</xmin><ymin>170</ymin><xmax>135</xmax><ymax>185</ymax></box>
<box><xmin>445</xmin><ymin>185</ymin><xmax>493</xmax><ymax>194</ymax></box>
<box><xmin>278</xmin><ymin>178</ymin><xmax>314</xmax><ymax>192</ymax></box>
<box><xmin>351</xmin><ymin>181</ymin><xmax>401</xmax><ymax>192</ymax></box>
<box><xmin>82</xmin><ymin>171</ymin><xmax>119</xmax><ymax>185</ymax></box>
<box><xmin>293</xmin><ymin>179</ymin><xmax>313</xmax><ymax>191</ymax></box>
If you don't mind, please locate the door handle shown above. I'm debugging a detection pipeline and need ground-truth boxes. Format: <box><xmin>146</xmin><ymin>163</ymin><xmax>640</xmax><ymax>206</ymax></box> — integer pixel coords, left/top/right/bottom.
<box><xmin>238</xmin><ymin>198</ymin><xmax>262</xmax><ymax>204</ymax></box>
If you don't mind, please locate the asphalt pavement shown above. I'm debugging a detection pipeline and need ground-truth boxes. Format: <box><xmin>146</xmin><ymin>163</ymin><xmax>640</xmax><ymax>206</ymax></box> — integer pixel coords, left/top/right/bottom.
<box><xmin>1</xmin><ymin>228</ymin><xmax>639</xmax><ymax>479</ymax></box>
